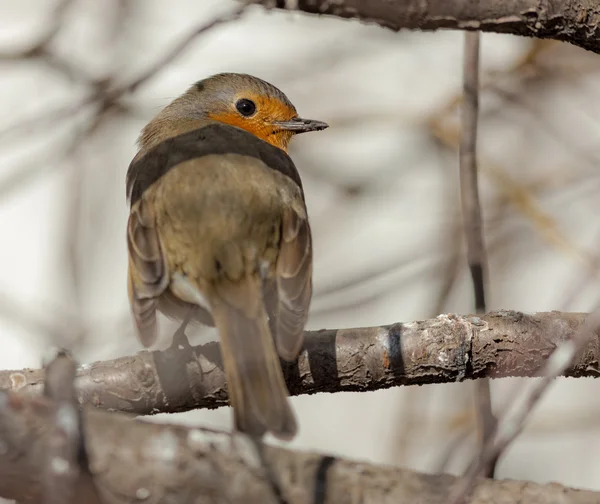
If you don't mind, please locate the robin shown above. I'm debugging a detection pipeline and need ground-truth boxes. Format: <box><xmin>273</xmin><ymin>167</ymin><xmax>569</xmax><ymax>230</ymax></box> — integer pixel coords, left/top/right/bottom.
<box><xmin>125</xmin><ymin>73</ymin><xmax>328</xmax><ymax>440</ymax></box>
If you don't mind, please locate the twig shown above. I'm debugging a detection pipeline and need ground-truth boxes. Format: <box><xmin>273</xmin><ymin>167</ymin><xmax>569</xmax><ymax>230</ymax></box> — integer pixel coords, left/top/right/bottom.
<box><xmin>113</xmin><ymin>2</ymin><xmax>249</xmax><ymax>95</ymax></box>
<box><xmin>0</xmin><ymin>0</ymin><xmax>74</xmax><ymax>60</ymax></box>
<box><xmin>460</xmin><ymin>32</ymin><xmax>486</xmax><ymax>315</ymax></box>
<box><xmin>459</xmin><ymin>31</ymin><xmax>497</xmax><ymax>478</ymax></box>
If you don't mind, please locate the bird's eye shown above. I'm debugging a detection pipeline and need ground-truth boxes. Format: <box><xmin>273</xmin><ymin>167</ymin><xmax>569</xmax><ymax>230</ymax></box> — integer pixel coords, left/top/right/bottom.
<box><xmin>235</xmin><ymin>99</ymin><xmax>256</xmax><ymax>117</ymax></box>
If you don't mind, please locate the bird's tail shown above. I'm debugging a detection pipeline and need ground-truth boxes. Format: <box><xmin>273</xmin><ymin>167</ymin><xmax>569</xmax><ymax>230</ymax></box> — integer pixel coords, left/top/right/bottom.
<box><xmin>211</xmin><ymin>275</ymin><xmax>297</xmax><ymax>440</ymax></box>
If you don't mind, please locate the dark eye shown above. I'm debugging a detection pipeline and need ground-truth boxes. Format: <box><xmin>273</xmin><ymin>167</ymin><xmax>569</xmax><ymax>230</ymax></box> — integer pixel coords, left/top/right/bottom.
<box><xmin>235</xmin><ymin>98</ymin><xmax>256</xmax><ymax>117</ymax></box>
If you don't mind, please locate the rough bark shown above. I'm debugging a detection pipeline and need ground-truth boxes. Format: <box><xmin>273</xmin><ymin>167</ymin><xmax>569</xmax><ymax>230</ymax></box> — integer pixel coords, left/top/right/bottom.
<box><xmin>0</xmin><ymin>310</ymin><xmax>597</xmax><ymax>416</ymax></box>
<box><xmin>0</xmin><ymin>390</ymin><xmax>598</xmax><ymax>504</ymax></box>
<box><xmin>260</xmin><ymin>0</ymin><xmax>600</xmax><ymax>55</ymax></box>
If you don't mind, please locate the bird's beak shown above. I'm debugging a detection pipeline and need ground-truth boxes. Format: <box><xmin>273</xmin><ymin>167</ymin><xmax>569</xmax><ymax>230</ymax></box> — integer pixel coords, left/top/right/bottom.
<box><xmin>273</xmin><ymin>117</ymin><xmax>329</xmax><ymax>134</ymax></box>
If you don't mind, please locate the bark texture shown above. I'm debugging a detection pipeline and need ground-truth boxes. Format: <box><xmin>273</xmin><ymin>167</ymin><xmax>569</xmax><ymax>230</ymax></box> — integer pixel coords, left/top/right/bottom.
<box><xmin>0</xmin><ymin>390</ymin><xmax>598</xmax><ymax>504</ymax></box>
<box><xmin>0</xmin><ymin>311</ymin><xmax>597</xmax><ymax>416</ymax></box>
<box><xmin>262</xmin><ymin>0</ymin><xmax>600</xmax><ymax>54</ymax></box>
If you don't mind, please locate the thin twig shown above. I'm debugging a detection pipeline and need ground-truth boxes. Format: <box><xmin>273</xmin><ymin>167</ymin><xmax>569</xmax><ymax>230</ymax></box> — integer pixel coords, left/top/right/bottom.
<box><xmin>0</xmin><ymin>0</ymin><xmax>74</xmax><ymax>59</ymax></box>
<box><xmin>459</xmin><ymin>32</ymin><xmax>497</xmax><ymax>479</ymax></box>
<box><xmin>460</xmin><ymin>33</ymin><xmax>486</xmax><ymax>330</ymax></box>
<box><xmin>114</xmin><ymin>2</ymin><xmax>249</xmax><ymax>95</ymax></box>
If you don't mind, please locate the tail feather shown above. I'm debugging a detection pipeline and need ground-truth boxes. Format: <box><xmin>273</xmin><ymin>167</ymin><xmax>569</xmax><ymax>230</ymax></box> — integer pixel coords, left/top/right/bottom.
<box><xmin>212</xmin><ymin>276</ymin><xmax>297</xmax><ymax>440</ymax></box>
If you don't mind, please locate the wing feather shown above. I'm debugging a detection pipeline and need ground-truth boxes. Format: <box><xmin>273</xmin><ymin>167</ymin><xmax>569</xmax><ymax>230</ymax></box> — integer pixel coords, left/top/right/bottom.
<box><xmin>273</xmin><ymin>206</ymin><xmax>312</xmax><ymax>361</ymax></box>
<box><xmin>126</xmin><ymin>196</ymin><xmax>169</xmax><ymax>347</ymax></box>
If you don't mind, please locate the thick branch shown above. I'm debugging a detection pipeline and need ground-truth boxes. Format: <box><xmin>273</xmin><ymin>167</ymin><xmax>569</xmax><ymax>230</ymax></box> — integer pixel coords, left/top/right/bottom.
<box><xmin>0</xmin><ymin>311</ymin><xmax>598</xmax><ymax>416</ymax></box>
<box><xmin>263</xmin><ymin>0</ymin><xmax>600</xmax><ymax>55</ymax></box>
<box><xmin>0</xmin><ymin>390</ymin><xmax>598</xmax><ymax>504</ymax></box>
<box><xmin>449</xmin><ymin>308</ymin><xmax>600</xmax><ymax>503</ymax></box>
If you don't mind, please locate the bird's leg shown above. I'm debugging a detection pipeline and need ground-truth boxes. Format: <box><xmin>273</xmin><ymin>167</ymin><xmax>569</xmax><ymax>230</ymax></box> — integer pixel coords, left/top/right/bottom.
<box><xmin>169</xmin><ymin>307</ymin><xmax>195</xmax><ymax>351</ymax></box>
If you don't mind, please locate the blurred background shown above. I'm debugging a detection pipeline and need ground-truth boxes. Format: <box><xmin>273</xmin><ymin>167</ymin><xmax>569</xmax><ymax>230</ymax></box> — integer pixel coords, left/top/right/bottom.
<box><xmin>1</xmin><ymin>0</ymin><xmax>600</xmax><ymax>496</ymax></box>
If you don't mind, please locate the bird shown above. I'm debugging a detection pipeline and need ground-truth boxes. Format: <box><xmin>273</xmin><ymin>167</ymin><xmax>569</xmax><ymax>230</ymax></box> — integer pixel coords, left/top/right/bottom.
<box><xmin>125</xmin><ymin>73</ymin><xmax>328</xmax><ymax>440</ymax></box>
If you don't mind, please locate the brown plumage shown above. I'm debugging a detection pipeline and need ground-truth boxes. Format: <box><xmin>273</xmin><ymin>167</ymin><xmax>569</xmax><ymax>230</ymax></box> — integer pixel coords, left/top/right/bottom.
<box><xmin>125</xmin><ymin>73</ymin><xmax>327</xmax><ymax>440</ymax></box>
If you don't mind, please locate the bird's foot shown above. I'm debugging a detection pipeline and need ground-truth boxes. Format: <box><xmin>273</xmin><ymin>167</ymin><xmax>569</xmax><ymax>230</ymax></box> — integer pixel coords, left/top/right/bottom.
<box><xmin>169</xmin><ymin>321</ymin><xmax>192</xmax><ymax>351</ymax></box>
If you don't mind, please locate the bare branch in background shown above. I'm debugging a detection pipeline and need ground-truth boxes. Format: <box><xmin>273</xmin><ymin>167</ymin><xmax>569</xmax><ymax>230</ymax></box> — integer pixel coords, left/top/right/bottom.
<box><xmin>0</xmin><ymin>0</ymin><xmax>100</xmax><ymax>84</ymax></box>
<box><xmin>0</xmin><ymin>2</ymin><xmax>250</xmax><ymax>146</ymax></box>
<box><xmin>0</xmin><ymin>386</ymin><xmax>598</xmax><ymax>504</ymax></box>
<box><xmin>460</xmin><ymin>33</ymin><xmax>487</xmax><ymax>315</ymax></box>
<box><xmin>459</xmin><ymin>32</ymin><xmax>497</xmax><ymax>478</ymax></box>
<box><xmin>426</xmin><ymin>38</ymin><xmax>600</xmax><ymax>292</ymax></box>
<box><xmin>57</xmin><ymin>0</ymin><xmax>130</xmax><ymax>353</ymax></box>
<box><xmin>120</xmin><ymin>4</ymin><xmax>249</xmax><ymax>95</ymax></box>
<box><xmin>264</xmin><ymin>0</ymin><xmax>600</xmax><ymax>55</ymax></box>
<box><xmin>0</xmin><ymin>0</ymin><xmax>73</xmax><ymax>59</ymax></box>
<box><xmin>0</xmin><ymin>311</ymin><xmax>597</xmax><ymax>416</ymax></box>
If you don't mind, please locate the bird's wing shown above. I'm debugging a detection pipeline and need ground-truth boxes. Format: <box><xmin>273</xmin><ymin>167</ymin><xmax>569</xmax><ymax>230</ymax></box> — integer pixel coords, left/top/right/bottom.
<box><xmin>273</xmin><ymin>205</ymin><xmax>312</xmax><ymax>361</ymax></box>
<box><xmin>126</xmin><ymin>194</ymin><xmax>170</xmax><ymax>347</ymax></box>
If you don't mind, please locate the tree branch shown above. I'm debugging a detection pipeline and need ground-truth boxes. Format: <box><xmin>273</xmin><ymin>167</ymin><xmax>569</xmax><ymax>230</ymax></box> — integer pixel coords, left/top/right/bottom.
<box><xmin>0</xmin><ymin>388</ymin><xmax>598</xmax><ymax>504</ymax></box>
<box><xmin>40</xmin><ymin>351</ymin><xmax>103</xmax><ymax>504</ymax></box>
<box><xmin>0</xmin><ymin>311</ymin><xmax>598</xmax><ymax>416</ymax></box>
<box><xmin>448</xmin><ymin>307</ymin><xmax>600</xmax><ymax>503</ymax></box>
<box><xmin>262</xmin><ymin>0</ymin><xmax>600</xmax><ymax>55</ymax></box>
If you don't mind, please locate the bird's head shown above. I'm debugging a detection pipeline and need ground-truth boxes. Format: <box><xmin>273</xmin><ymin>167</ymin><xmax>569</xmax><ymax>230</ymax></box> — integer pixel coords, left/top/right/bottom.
<box><xmin>139</xmin><ymin>73</ymin><xmax>328</xmax><ymax>153</ymax></box>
